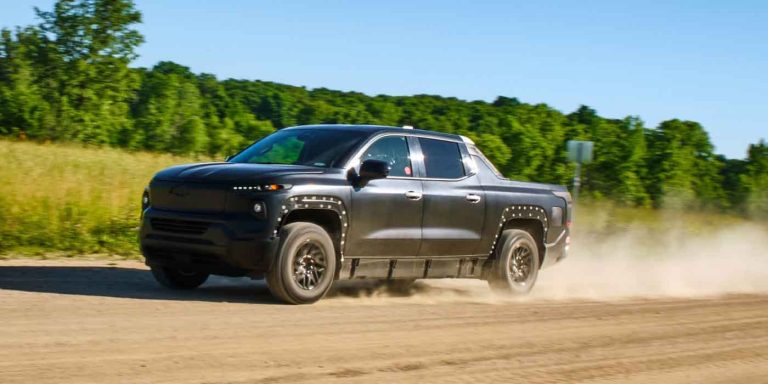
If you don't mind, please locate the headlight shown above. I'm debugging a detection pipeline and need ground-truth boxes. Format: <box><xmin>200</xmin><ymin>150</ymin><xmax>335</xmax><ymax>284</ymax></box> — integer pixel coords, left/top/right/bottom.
<box><xmin>142</xmin><ymin>189</ymin><xmax>150</xmax><ymax>210</ymax></box>
<box><xmin>232</xmin><ymin>184</ymin><xmax>292</xmax><ymax>191</ymax></box>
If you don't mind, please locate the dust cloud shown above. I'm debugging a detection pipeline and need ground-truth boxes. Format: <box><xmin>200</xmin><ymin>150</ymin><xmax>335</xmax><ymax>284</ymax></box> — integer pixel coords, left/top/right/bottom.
<box><xmin>533</xmin><ymin>223</ymin><xmax>768</xmax><ymax>300</ymax></box>
<box><xmin>327</xmin><ymin>223</ymin><xmax>768</xmax><ymax>304</ymax></box>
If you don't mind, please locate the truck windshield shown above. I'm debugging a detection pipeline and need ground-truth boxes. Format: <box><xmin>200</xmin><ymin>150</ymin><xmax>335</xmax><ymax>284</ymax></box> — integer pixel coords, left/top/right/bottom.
<box><xmin>229</xmin><ymin>128</ymin><xmax>369</xmax><ymax>168</ymax></box>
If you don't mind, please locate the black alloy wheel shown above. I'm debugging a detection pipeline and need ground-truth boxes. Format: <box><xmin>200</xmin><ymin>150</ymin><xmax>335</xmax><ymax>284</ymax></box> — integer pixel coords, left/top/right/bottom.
<box><xmin>266</xmin><ymin>222</ymin><xmax>337</xmax><ymax>304</ymax></box>
<box><xmin>488</xmin><ymin>229</ymin><xmax>540</xmax><ymax>295</ymax></box>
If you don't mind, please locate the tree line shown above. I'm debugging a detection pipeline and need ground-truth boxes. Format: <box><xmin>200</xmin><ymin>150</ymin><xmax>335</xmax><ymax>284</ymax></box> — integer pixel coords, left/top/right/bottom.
<box><xmin>1</xmin><ymin>0</ymin><xmax>766</xmax><ymax>216</ymax></box>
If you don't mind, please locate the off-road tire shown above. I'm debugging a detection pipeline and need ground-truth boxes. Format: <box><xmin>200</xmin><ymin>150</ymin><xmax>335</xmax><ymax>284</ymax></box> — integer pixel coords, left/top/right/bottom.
<box><xmin>266</xmin><ymin>222</ymin><xmax>337</xmax><ymax>304</ymax></box>
<box><xmin>150</xmin><ymin>266</ymin><xmax>209</xmax><ymax>289</ymax></box>
<box><xmin>488</xmin><ymin>229</ymin><xmax>540</xmax><ymax>295</ymax></box>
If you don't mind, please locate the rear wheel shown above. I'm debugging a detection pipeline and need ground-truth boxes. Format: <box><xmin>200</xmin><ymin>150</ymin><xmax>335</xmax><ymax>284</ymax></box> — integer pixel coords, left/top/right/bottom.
<box><xmin>266</xmin><ymin>222</ymin><xmax>337</xmax><ymax>304</ymax></box>
<box><xmin>150</xmin><ymin>266</ymin><xmax>209</xmax><ymax>289</ymax></box>
<box><xmin>488</xmin><ymin>229</ymin><xmax>540</xmax><ymax>295</ymax></box>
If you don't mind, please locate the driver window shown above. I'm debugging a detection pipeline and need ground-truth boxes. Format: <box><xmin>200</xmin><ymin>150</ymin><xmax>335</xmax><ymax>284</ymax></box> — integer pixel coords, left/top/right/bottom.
<box><xmin>360</xmin><ymin>136</ymin><xmax>413</xmax><ymax>177</ymax></box>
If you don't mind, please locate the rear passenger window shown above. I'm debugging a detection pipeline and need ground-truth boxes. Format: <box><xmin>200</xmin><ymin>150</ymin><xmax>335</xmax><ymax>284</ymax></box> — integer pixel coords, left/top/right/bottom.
<box><xmin>419</xmin><ymin>138</ymin><xmax>466</xmax><ymax>179</ymax></box>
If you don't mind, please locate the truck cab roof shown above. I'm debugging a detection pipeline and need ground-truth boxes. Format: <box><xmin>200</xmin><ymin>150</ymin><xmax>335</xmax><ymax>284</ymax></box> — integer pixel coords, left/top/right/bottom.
<box><xmin>283</xmin><ymin>124</ymin><xmax>464</xmax><ymax>142</ymax></box>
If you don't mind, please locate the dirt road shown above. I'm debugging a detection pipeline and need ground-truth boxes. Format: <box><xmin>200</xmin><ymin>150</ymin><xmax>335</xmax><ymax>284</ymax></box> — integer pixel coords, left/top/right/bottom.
<box><xmin>1</xmin><ymin>259</ymin><xmax>767</xmax><ymax>383</ymax></box>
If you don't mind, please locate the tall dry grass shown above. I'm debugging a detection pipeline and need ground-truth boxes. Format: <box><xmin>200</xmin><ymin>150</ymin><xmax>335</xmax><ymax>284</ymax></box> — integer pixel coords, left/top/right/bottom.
<box><xmin>0</xmin><ymin>140</ymin><xmax>203</xmax><ymax>256</ymax></box>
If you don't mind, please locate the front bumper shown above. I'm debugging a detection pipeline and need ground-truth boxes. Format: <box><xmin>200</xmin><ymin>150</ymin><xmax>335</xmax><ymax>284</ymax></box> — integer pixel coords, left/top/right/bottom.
<box><xmin>140</xmin><ymin>208</ymin><xmax>278</xmax><ymax>276</ymax></box>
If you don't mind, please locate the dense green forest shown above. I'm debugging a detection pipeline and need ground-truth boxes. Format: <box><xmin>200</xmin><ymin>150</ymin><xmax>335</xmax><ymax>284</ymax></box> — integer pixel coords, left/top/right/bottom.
<box><xmin>1</xmin><ymin>0</ymin><xmax>766</xmax><ymax>216</ymax></box>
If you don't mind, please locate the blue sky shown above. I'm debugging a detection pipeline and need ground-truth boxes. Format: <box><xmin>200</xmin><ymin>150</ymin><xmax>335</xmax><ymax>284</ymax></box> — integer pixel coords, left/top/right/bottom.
<box><xmin>2</xmin><ymin>0</ymin><xmax>766</xmax><ymax>159</ymax></box>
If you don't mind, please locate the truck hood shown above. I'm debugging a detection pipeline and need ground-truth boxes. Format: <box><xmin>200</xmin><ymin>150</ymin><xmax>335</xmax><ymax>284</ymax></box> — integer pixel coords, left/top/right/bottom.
<box><xmin>153</xmin><ymin>162</ymin><xmax>323</xmax><ymax>183</ymax></box>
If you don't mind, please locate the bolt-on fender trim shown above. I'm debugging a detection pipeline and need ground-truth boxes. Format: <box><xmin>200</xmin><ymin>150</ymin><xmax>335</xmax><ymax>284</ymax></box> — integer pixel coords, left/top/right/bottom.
<box><xmin>275</xmin><ymin>195</ymin><xmax>350</xmax><ymax>260</ymax></box>
<box><xmin>487</xmin><ymin>204</ymin><xmax>549</xmax><ymax>256</ymax></box>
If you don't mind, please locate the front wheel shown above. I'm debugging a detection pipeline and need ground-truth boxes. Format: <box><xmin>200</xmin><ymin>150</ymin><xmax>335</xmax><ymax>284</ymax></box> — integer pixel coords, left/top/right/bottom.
<box><xmin>150</xmin><ymin>266</ymin><xmax>209</xmax><ymax>289</ymax></box>
<box><xmin>266</xmin><ymin>222</ymin><xmax>337</xmax><ymax>304</ymax></box>
<box><xmin>488</xmin><ymin>229</ymin><xmax>540</xmax><ymax>295</ymax></box>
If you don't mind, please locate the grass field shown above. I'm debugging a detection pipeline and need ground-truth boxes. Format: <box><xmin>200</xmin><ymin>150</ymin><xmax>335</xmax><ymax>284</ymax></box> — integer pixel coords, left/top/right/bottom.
<box><xmin>0</xmin><ymin>140</ymin><xmax>206</xmax><ymax>256</ymax></box>
<box><xmin>0</xmin><ymin>139</ymin><xmax>760</xmax><ymax>258</ymax></box>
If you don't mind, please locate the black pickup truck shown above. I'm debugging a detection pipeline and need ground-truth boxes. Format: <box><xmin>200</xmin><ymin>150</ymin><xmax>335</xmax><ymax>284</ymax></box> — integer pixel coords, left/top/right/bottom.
<box><xmin>140</xmin><ymin>125</ymin><xmax>572</xmax><ymax>304</ymax></box>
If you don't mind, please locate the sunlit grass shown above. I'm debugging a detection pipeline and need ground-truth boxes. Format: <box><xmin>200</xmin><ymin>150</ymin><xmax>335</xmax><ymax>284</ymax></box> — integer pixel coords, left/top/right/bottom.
<box><xmin>0</xmin><ymin>139</ymin><xmax>207</xmax><ymax>256</ymax></box>
<box><xmin>573</xmin><ymin>199</ymin><xmax>748</xmax><ymax>235</ymax></box>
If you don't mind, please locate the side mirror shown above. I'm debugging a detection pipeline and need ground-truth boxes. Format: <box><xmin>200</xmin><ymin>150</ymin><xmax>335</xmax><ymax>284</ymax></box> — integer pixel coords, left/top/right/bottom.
<box><xmin>224</xmin><ymin>155</ymin><xmax>233</xmax><ymax>162</ymax></box>
<box><xmin>358</xmin><ymin>159</ymin><xmax>389</xmax><ymax>182</ymax></box>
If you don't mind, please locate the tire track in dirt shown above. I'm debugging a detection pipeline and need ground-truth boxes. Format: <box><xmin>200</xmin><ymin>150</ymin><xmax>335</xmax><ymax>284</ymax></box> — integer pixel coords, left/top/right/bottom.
<box><xmin>1</xmin><ymin>260</ymin><xmax>767</xmax><ymax>383</ymax></box>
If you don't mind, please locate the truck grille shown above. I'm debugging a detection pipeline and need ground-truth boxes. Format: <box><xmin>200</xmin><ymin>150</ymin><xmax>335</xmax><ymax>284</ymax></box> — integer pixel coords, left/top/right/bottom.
<box><xmin>150</xmin><ymin>218</ymin><xmax>211</xmax><ymax>235</ymax></box>
<box><xmin>149</xmin><ymin>181</ymin><xmax>228</xmax><ymax>214</ymax></box>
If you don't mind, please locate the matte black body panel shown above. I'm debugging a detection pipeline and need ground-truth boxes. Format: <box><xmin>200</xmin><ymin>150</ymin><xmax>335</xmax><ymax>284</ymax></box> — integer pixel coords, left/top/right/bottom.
<box><xmin>346</xmin><ymin>178</ymin><xmax>423</xmax><ymax>257</ymax></box>
<box><xmin>419</xmin><ymin>175</ymin><xmax>486</xmax><ymax>257</ymax></box>
<box><xmin>139</xmin><ymin>124</ymin><xmax>571</xmax><ymax>279</ymax></box>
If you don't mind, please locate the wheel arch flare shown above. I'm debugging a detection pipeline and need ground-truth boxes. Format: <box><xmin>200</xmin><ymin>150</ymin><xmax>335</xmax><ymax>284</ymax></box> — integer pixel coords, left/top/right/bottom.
<box><xmin>273</xmin><ymin>195</ymin><xmax>350</xmax><ymax>262</ymax></box>
<box><xmin>488</xmin><ymin>204</ymin><xmax>548</xmax><ymax>265</ymax></box>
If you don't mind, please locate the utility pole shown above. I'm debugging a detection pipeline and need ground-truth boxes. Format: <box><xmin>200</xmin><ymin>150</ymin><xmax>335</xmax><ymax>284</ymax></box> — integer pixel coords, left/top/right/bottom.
<box><xmin>572</xmin><ymin>161</ymin><xmax>582</xmax><ymax>202</ymax></box>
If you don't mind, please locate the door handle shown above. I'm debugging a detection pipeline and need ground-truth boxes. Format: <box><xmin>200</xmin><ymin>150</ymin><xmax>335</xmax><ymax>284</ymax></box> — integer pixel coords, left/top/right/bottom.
<box><xmin>465</xmin><ymin>194</ymin><xmax>482</xmax><ymax>203</ymax></box>
<box><xmin>405</xmin><ymin>191</ymin><xmax>423</xmax><ymax>200</ymax></box>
